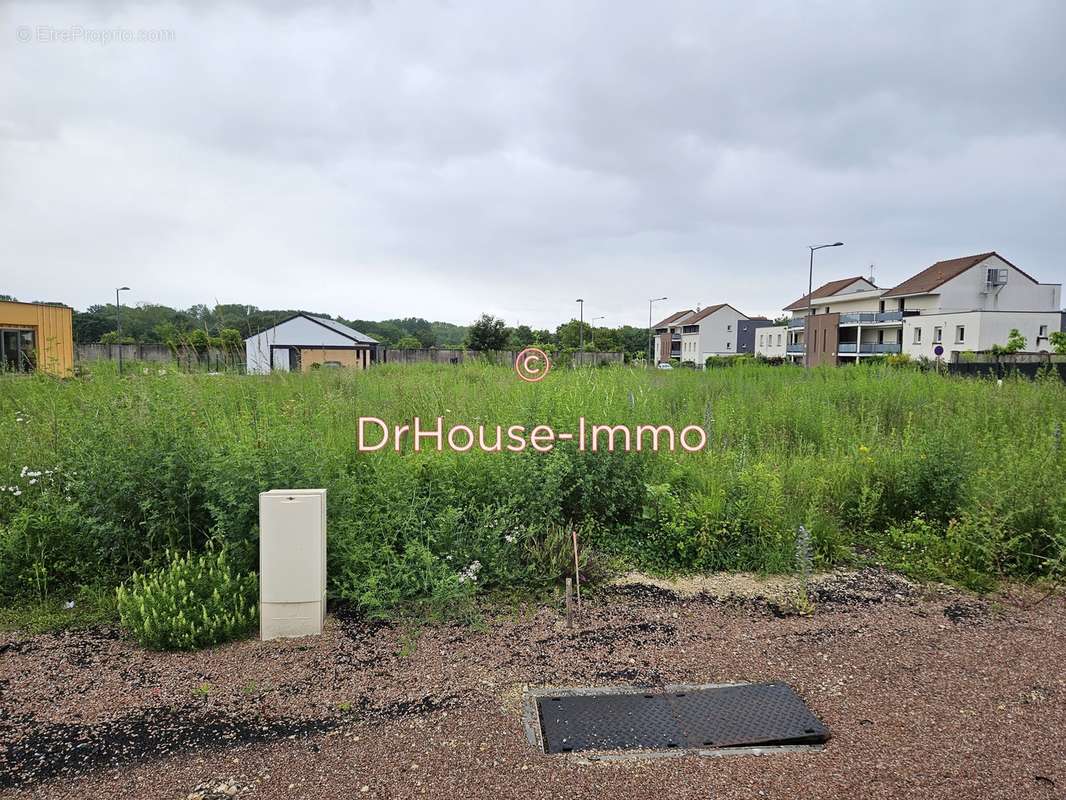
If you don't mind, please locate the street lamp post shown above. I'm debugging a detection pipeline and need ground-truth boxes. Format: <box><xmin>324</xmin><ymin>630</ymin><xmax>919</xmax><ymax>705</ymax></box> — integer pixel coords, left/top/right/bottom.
<box><xmin>576</xmin><ymin>298</ymin><xmax>584</xmax><ymax>356</ymax></box>
<box><xmin>805</xmin><ymin>244</ymin><xmax>843</xmax><ymax>367</ymax></box>
<box><xmin>590</xmin><ymin>315</ymin><xmax>605</xmax><ymax>350</ymax></box>
<box><xmin>115</xmin><ymin>286</ymin><xmax>131</xmax><ymax>374</ymax></box>
<box><xmin>648</xmin><ymin>296</ymin><xmax>668</xmax><ymax>366</ymax></box>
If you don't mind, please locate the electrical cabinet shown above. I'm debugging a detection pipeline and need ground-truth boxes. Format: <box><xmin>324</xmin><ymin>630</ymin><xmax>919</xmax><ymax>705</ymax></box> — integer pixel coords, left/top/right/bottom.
<box><xmin>259</xmin><ymin>488</ymin><xmax>326</xmax><ymax>640</ymax></box>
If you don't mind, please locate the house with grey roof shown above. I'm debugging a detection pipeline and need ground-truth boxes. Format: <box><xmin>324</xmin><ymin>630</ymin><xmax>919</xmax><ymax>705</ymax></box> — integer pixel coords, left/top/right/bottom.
<box><xmin>244</xmin><ymin>313</ymin><xmax>379</xmax><ymax>374</ymax></box>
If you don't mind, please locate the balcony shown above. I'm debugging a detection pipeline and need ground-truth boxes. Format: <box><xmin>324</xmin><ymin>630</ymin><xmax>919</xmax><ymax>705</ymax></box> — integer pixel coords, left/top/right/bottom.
<box><xmin>858</xmin><ymin>342</ymin><xmax>901</xmax><ymax>354</ymax></box>
<box><xmin>838</xmin><ymin>343</ymin><xmax>857</xmax><ymax>353</ymax></box>
<box><xmin>838</xmin><ymin>311</ymin><xmax>904</xmax><ymax>325</ymax></box>
<box><xmin>787</xmin><ymin>317</ymin><xmax>806</xmax><ymax>329</ymax></box>
<box><xmin>671</xmin><ymin>334</ymin><xmax>681</xmax><ymax>342</ymax></box>
<box><xmin>786</xmin><ymin>343</ymin><xmax>805</xmax><ymax>354</ymax></box>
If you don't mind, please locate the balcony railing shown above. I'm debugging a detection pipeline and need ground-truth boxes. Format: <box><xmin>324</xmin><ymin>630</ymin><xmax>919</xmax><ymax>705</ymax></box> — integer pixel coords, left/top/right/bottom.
<box><xmin>858</xmin><ymin>342</ymin><xmax>901</xmax><ymax>354</ymax></box>
<box><xmin>839</xmin><ymin>311</ymin><xmax>904</xmax><ymax>325</ymax></box>
<box><xmin>787</xmin><ymin>317</ymin><xmax>806</xmax><ymax>328</ymax></box>
<box><xmin>786</xmin><ymin>343</ymin><xmax>805</xmax><ymax>354</ymax></box>
<box><xmin>838</xmin><ymin>343</ymin><xmax>857</xmax><ymax>353</ymax></box>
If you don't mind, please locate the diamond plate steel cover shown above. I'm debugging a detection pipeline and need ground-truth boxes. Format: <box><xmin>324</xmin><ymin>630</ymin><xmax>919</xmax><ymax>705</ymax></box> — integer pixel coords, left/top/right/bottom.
<box><xmin>536</xmin><ymin>683</ymin><xmax>827</xmax><ymax>754</ymax></box>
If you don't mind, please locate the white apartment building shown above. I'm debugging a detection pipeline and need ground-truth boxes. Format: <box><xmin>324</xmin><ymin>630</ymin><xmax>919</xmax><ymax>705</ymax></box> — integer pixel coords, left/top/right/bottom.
<box><xmin>780</xmin><ymin>252</ymin><xmax>1062</xmax><ymax>366</ymax></box>
<box><xmin>653</xmin><ymin>304</ymin><xmax>750</xmax><ymax>365</ymax></box>
<box><xmin>755</xmin><ymin>325</ymin><xmax>788</xmax><ymax>358</ymax></box>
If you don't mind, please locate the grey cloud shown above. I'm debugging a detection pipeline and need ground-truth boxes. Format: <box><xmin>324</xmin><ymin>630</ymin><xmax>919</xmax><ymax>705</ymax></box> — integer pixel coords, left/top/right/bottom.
<box><xmin>1</xmin><ymin>0</ymin><xmax>1064</xmax><ymax>326</ymax></box>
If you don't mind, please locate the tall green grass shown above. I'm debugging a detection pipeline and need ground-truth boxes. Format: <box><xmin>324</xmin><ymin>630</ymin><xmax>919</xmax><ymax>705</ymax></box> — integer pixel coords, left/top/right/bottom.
<box><xmin>1</xmin><ymin>361</ymin><xmax>1064</xmax><ymax>612</ymax></box>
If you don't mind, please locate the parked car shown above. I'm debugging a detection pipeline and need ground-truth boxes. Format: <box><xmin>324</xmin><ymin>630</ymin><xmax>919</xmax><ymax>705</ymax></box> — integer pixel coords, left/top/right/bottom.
<box><xmin>656</xmin><ymin>362</ymin><xmax>673</xmax><ymax>370</ymax></box>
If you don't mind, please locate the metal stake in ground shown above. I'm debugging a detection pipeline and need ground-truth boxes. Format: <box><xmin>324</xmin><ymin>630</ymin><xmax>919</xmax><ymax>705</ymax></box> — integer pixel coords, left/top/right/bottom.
<box><xmin>565</xmin><ymin>578</ymin><xmax>574</xmax><ymax>630</ymax></box>
<box><xmin>572</xmin><ymin>527</ymin><xmax>582</xmax><ymax>617</ymax></box>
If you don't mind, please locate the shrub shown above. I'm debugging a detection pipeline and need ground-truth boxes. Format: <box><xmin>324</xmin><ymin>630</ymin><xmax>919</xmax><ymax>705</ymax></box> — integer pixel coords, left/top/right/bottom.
<box><xmin>116</xmin><ymin>549</ymin><xmax>257</xmax><ymax>650</ymax></box>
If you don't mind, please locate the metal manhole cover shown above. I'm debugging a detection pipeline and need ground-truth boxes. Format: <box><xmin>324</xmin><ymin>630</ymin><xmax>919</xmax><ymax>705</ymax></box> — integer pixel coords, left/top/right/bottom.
<box><xmin>535</xmin><ymin>682</ymin><xmax>828</xmax><ymax>754</ymax></box>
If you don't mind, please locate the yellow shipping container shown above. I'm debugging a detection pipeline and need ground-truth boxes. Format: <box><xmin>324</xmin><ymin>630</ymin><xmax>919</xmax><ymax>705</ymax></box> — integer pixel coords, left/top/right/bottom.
<box><xmin>0</xmin><ymin>300</ymin><xmax>75</xmax><ymax>376</ymax></box>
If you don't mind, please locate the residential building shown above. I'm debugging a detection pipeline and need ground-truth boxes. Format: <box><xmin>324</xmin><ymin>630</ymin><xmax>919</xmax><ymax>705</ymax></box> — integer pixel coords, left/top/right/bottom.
<box><xmin>245</xmin><ymin>313</ymin><xmax>379</xmax><ymax>374</ymax></box>
<box><xmin>887</xmin><ymin>253</ymin><xmax>1061</xmax><ymax>361</ymax></box>
<box><xmin>650</xmin><ymin>309</ymin><xmax>692</xmax><ymax>364</ymax></box>
<box><xmin>781</xmin><ymin>252</ymin><xmax>1062</xmax><ymax>365</ymax></box>
<box><xmin>653</xmin><ymin>304</ymin><xmax>749</xmax><ymax>365</ymax></box>
<box><xmin>0</xmin><ymin>299</ymin><xmax>74</xmax><ymax>376</ymax></box>
<box><xmin>736</xmin><ymin>317</ymin><xmax>775</xmax><ymax>354</ymax></box>
<box><xmin>755</xmin><ymin>325</ymin><xmax>788</xmax><ymax>359</ymax></box>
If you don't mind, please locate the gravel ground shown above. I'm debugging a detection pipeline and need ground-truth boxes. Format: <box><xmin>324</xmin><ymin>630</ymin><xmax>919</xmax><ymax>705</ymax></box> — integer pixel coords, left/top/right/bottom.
<box><xmin>1</xmin><ymin>569</ymin><xmax>1064</xmax><ymax>800</ymax></box>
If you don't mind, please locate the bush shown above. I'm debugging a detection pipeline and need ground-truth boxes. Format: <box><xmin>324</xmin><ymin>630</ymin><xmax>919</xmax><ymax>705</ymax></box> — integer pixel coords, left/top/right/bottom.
<box><xmin>116</xmin><ymin>549</ymin><xmax>258</xmax><ymax>650</ymax></box>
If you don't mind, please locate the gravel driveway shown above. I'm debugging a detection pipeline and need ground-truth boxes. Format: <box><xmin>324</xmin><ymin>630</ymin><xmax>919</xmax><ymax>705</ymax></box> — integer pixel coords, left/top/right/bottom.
<box><xmin>1</xmin><ymin>569</ymin><xmax>1063</xmax><ymax>800</ymax></box>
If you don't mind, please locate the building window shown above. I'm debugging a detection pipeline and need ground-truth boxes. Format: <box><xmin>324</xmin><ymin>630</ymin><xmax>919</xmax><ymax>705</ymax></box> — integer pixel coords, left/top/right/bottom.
<box><xmin>913</xmin><ymin>327</ymin><xmax>922</xmax><ymax>344</ymax></box>
<box><xmin>1038</xmin><ymin>324</ymin><xmax>1049</xmax><ymax>343</ymax></box>
<box><xmin>726</xmin><ymin>342</ymin><xmax>731</xmax><ymax>350</ymax></box>
<box><xmin>955</xmin><ymin>325</ymin><xmax>965</xmax><ymax>344</ymax></box>
<box><xmin>759</xmin><ymin>335</ymin><xmax>764</xmax><ymax>346</ymax></box>
<box><xmin>727</xmin><ymin>324</ymin><xmax>732</xmax><ymax>331</ymax></box>
<box><xmin>933</xmin><ymin>326</ymin><xmax>943</xmax><ymax>344</ymax></box>
<box><xmin>1</xmin><ymin>328</ymin><xmax>37</xmax><ymax>372</ymax></box>
<box><xmin>777</xmin><ymin>333</ymin><xmax>782</xmax><ymax>346</ymax></box>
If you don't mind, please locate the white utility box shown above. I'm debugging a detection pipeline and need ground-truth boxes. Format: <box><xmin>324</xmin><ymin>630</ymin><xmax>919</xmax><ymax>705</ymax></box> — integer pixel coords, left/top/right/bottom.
<box><xmin>259</xmin><ymin>488</ymin><xmax>327</xmax><ymax>640</ymax></box>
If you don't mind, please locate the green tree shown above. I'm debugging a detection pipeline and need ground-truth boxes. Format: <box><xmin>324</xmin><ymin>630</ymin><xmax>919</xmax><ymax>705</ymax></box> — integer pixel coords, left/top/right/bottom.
<box><xmin>395</xmin><ymin>336</ymin><xmax>422</xmax><ymax>350</ymax></box>
<box><xmin>508</xmin><ymin>325</ymin><xmax>534</xmax><ymax>350</ymax></box>
<box><xmin>186</xmin><ymin>329</ymin><xmax>210</xmax><ymax>353</ymax></box>
<box><xmin>1049</xmin><ymin>330</ymin><xmax>1066</xmax><ymax>354</ymax></box>
<box><xmin>219</xmin><ymin>328</ymin><xmax>242</xmax><ymax>350</ymax></box>
<box><xmin>556</xmin><ymin>319</ymin><xmax>593</xmax><ymax>350</ymax></box>
<box><xmin>466</xmin><ymin>314</ymin><xmax>509</xmax><ymax>351</ymax></box>
<box><xmin>993</xmin><ymin>328</ymin><xmax>1027</xmax><ymax>356</ymax></box>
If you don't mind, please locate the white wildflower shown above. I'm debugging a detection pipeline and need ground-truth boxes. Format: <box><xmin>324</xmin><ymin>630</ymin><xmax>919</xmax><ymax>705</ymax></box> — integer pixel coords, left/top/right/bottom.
<box><xmin>29</xmin><ymin>478</ymin><xmax>37</xmax><ymax>485</ymax></box>
<box><xmin>64</xmin><ymin>600</ymin><xmax>75</xmax><ymax>609</ymax></box>
<box><xmin>504</xmin><ymin>533</ymin><xmax>517</xmax><ymax>545</ymax></box>
<box><xmin>158</xmin><ymin>369</ymin><xmax>167</xmax><ymax>376</ymax></box>
<box><xmin>20</xmin><ymin>467</ymin><xmax>28</xmax><ymax>477</ymax></box>
<box><xmin>12</xmin><ymin>489</ymin><xmax>21</xmax><ymax>497</ymax></box>
<box><xmin>457</xmin><ymin>560</ymin><xmax>482</xmax><ymax>584</ymax></box>
<box><xmin>142</xmin><ymin>368</ymin><xmax>150</xmax><ymax>375</ymax></box>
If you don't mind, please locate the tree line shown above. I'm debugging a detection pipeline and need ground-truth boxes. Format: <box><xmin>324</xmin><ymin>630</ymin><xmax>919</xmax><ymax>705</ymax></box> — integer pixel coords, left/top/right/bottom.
<box><xmin>6</xmin><ymin>298</ymin><xmax>646</xmax><ymax>357</ymax></box>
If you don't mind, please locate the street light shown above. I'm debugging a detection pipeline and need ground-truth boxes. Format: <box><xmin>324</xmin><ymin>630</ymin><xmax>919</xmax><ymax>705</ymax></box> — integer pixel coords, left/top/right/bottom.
<box><xmin>591</xmin><ymin>315</ymin><xmax>605</xmax><ymax>349</ymax></box>
<box><xmin>648</xmin><ymin>296</ymin><xmax>668</xmax><ymax>366</ymax></box>
<box><xmin>805</xmin><ymin>243</ymin><xmax>843</xmax><ymax>366</ymax></box>
<box><xmin>115</xmin><ymin>286</ymin><xmax>131</xmax><ymax>374</ymax></box>
<box><xmin>575</xmin><ymin>298</ymin><xmax>584</xmax><ymax>354</ymax></box>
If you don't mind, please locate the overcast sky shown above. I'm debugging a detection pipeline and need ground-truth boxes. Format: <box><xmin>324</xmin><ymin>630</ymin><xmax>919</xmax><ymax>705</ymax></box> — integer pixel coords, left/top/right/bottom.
<box><xmin>3</xmin><ymin>1</ymin><xmax>1065</xmax><ymax>328</ymax></box>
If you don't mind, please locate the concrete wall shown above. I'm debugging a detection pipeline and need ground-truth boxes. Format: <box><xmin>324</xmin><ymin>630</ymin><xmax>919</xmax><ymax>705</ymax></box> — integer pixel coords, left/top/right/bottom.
<box><xmin>77</xmin><ymin>343</ymin><xmax>244</xmax><ymax>369</ymax></box>
<box><xmin>383</xmin><ymin>349</ymin><xmax>623</xmax><ymax>367</ymax></box>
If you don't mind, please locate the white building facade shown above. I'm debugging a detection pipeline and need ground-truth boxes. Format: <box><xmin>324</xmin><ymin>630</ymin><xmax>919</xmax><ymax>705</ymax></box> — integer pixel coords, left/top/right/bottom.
<box><xmin>653</xmin><ymin>304</ymin><xmax>750</xmax><ymax>365</ymax></box>
<box><xmin>779</xmin><ymin>253</ymin><xmax>1062</xmax><ymax>365</ymax></box>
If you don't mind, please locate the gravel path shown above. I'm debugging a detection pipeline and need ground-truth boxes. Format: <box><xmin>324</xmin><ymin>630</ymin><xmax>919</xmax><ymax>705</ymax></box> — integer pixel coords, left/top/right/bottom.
<box><xmin>1</xmin><ymin>570</ymin><xmax>1063</xmax><ymax>799</ymax></box>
